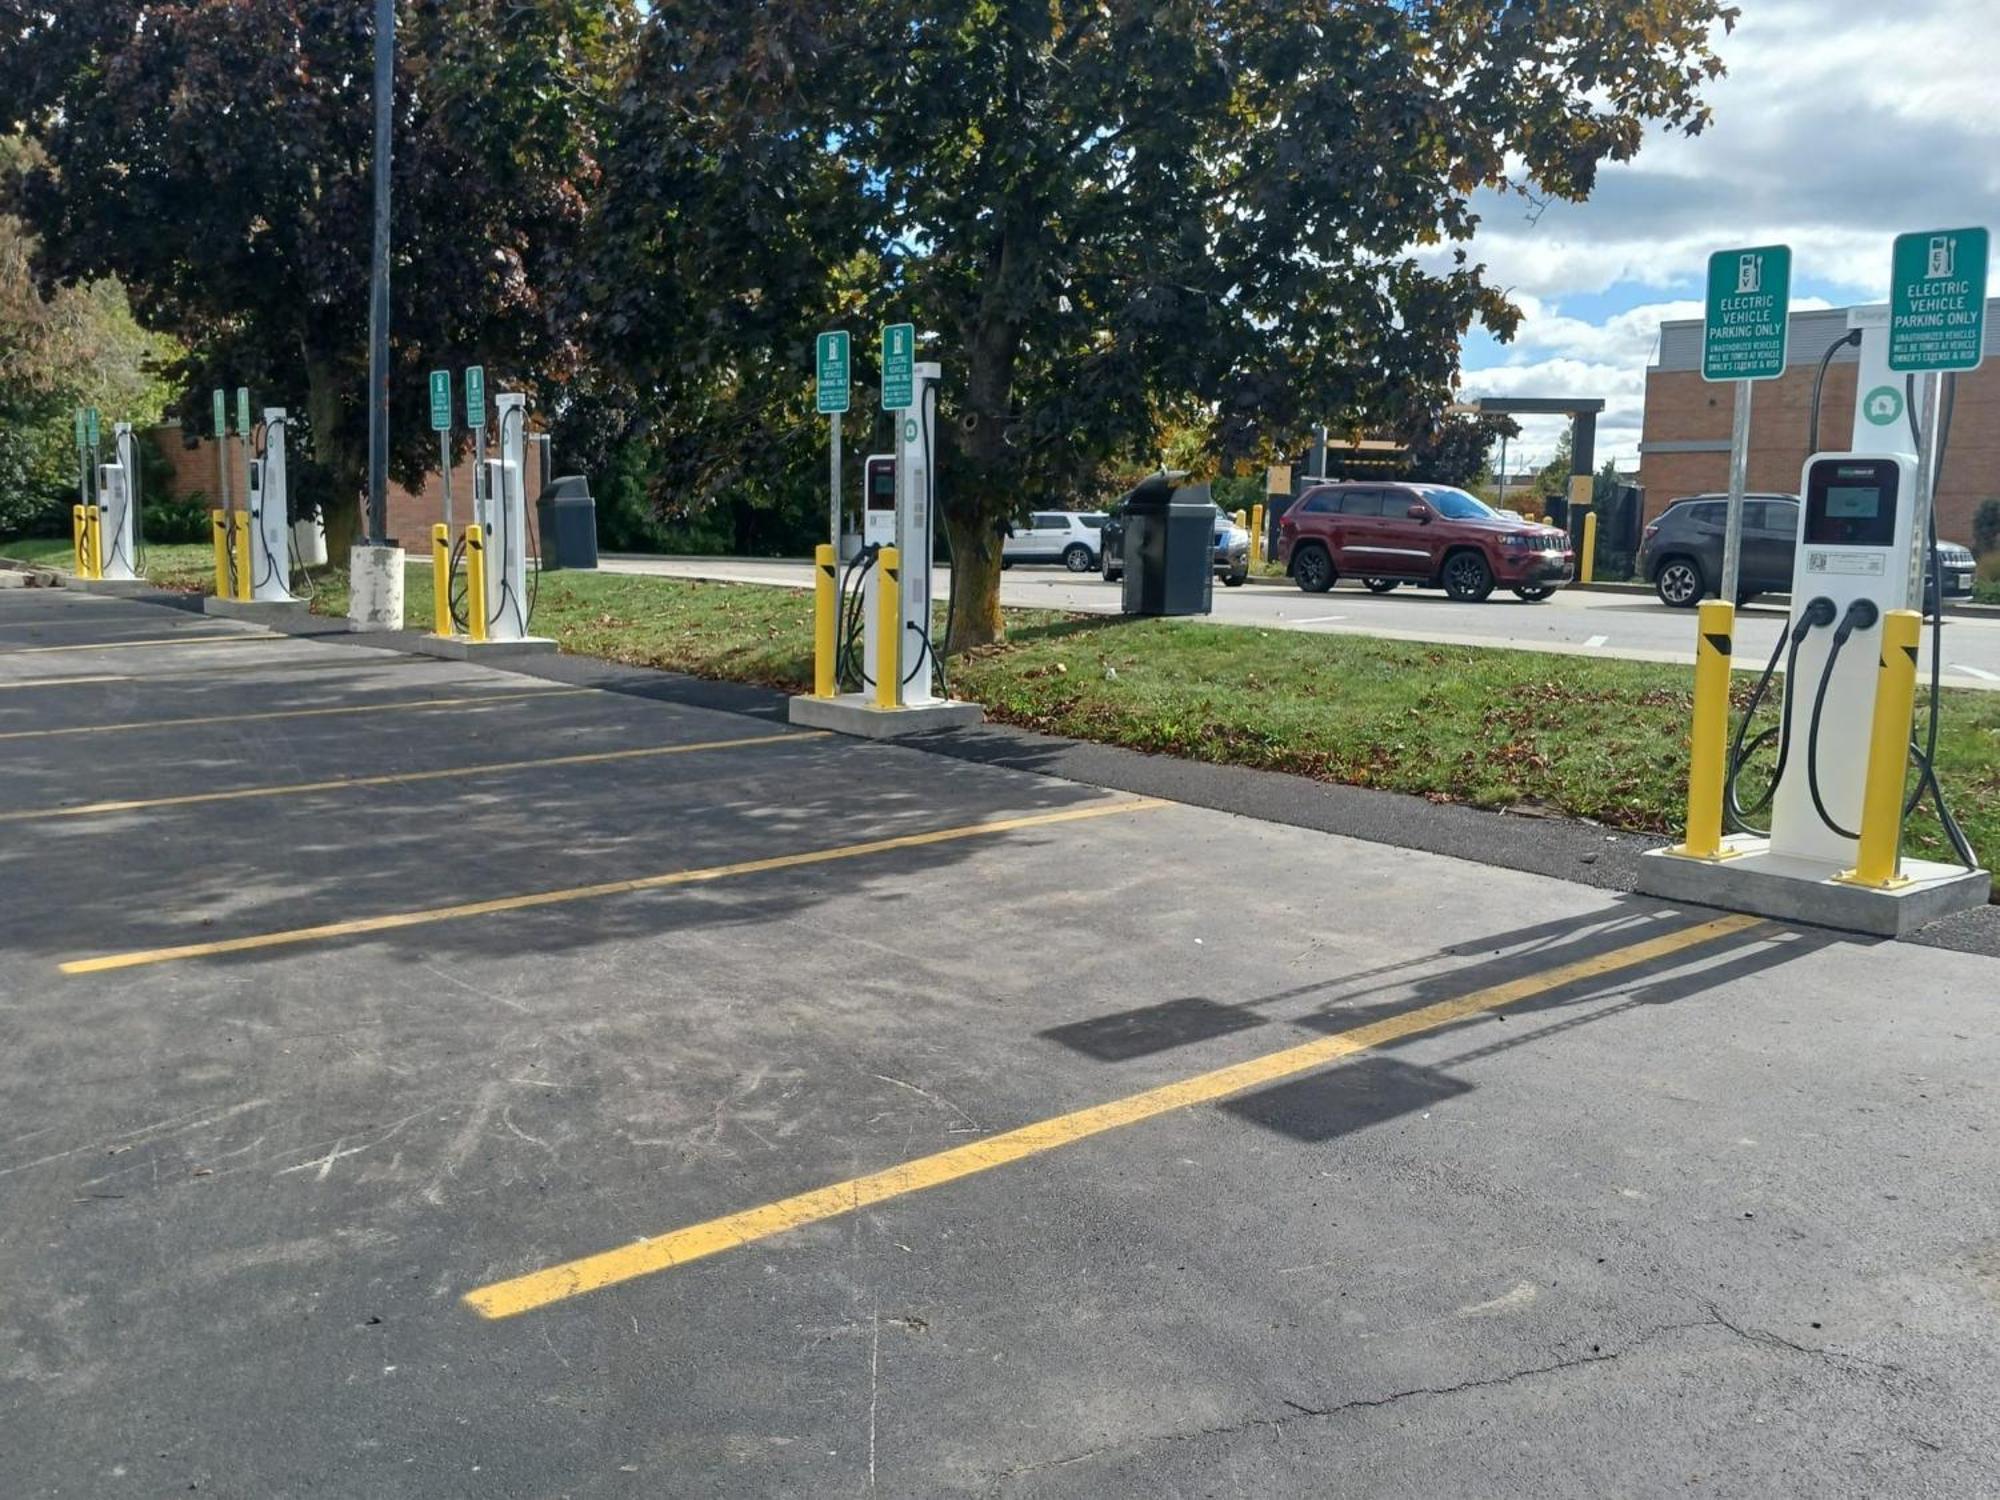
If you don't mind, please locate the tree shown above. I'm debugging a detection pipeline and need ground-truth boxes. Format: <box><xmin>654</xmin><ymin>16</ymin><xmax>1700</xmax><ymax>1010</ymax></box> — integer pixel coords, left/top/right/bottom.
<box><xmin>0</xmin><ymin>135</ymin><xmax>178</xmax><ymax>535</ymax></box>
<box><xmin>601</xmin><ymin>0</ymin><xmax>1734</xmax><ymax>648</ymax></box>
<box><xmin>2</xmin><ymin>1</ymin><xmax>634</xmax><ymax>556</ymax></box>
<box><xmin>1405</xmin><ymin>412</ymin><xmax>1520</xmax><ymax>489</ymax></box>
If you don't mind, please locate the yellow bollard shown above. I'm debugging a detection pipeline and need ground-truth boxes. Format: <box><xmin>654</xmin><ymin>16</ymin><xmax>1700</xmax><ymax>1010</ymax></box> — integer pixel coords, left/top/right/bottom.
<box><xmin>211</xmin><ymin>510</ymin><xmax>230</xmax><ymax>596</ymax></box>
<box><xmin>463</xmin><ymin>525</ymin><xmax>489</xmax><ymax>644</ymax></box>
<box><xmin>1838</xmin><ymin>609</ymin><xmax>1923</xmax><ymax>889</ymax></box>
<box><xmin>875</xmin><ymin>546</ymin><xmax>901</xmax><ymax>710</ymax></box>
<box><xmin>431</xmin><ymin>524</ymin><xmax>453</xmax><ymax>638</ymax></box>
<box><xmin>73</xmin><ymin>505</ymin><xmax>87</xmax><ymax>576</ymax></box>
<box><xmin>233</xmin><ymin>512</ymin><xmax>252</xmax><ymax>601</ymax></box>
<box><xmin>1580</xmin><ymin>507</ymin><xmax>1597</xmax><ymax>585</ymax></box>
<box><xmin>81</xmin><ymin>505</ymin><xmax>103</xmax><ymax>579</ymax></box>
<box><xmin>813</xmin><ymin>543</ymin><xmax>837</xmax><ymax>698</ymax></box>
<box><xmin>1250</xmin><ymin>503</ymin><xmax>1265</xmax><ymax>560</ymax></box>
<box><xmin>1669</xmin><ymin>600</ymin><xmax>1738</xmax><ymax>860</ymax></box>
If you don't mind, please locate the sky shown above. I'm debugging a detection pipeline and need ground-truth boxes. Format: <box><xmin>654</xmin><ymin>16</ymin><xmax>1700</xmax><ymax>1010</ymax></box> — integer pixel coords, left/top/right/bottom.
<box><xmin>1450</xmin><ymin>0</ymin><xmax>2000</xmax><ymax>472</ymax></box>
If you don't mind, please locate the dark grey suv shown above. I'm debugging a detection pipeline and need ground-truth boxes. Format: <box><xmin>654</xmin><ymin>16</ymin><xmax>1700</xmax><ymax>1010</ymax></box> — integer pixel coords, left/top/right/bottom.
<box><xmin>1638</xmin><ymin>493</ymin><xmax>1976</xmax><ymax>609</ymax></box>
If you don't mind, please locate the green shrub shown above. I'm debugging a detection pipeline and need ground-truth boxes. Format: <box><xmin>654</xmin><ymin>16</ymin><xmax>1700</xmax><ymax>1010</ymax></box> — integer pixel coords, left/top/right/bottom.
<box><xmin>1973</xmin><ymin>498</ymin><xmax>2000</xmax><ymax>557</ymax></box>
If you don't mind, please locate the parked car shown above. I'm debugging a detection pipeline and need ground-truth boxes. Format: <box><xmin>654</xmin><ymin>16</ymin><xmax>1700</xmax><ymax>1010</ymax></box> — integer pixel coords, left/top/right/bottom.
<box><xmin>1099</xmin><ymin>504</ymin><xmax>1251</xmax><ymax>586</ymax></box>
<box><xmin>1275</xmin><ymin>482</ymin><xmax>1571</xmax><ymax>602</ymax></box>
<box><xmin>1001</xmin><ymin>511</ymin><xmax>1106</xmax><ymax>572</ymax></box>
<box><xmin>1638</xmin><ymin>493</ymin><xmax>1976</xmax><ymax>610</ymax></box>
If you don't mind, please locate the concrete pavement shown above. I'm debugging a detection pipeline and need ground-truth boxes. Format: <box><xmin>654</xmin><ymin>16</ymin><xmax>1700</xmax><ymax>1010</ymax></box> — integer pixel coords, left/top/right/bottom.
<box><xmin>599</xmin><ymin>554</ymin><xmax>2000</xmax><ymax>690</ymax></box>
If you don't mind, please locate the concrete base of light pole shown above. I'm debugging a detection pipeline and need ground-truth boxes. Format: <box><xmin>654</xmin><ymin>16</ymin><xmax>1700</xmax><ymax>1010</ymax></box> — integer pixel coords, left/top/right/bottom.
<box><xmin>347</xmin><ymin>544</ymin><xmax>406</xmax><ymax>632</ymax></box>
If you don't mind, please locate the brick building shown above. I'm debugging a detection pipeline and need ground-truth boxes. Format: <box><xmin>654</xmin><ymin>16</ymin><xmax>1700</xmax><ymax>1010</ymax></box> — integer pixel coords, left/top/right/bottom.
<box><xmin>1637</xmin><ymin>303</ymin><xmax>2000</xmax><ymax>545</ymax></box>
<box><xmin>145</xmin><ymin>422</ymin><xmax>552</xmax><ymax>544</ymax></box>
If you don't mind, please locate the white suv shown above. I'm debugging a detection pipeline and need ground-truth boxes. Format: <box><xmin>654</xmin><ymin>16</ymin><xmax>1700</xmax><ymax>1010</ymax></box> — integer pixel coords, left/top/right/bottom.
<box><xmin>1002</xmin><ymin>511</ymin><xmax>1106</xmax><ymax>572</ymax></box>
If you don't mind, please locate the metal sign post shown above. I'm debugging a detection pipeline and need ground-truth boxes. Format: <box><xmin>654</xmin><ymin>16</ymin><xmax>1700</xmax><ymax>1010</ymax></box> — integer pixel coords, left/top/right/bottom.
<box><xmin>1890</xmin><ymin>227</ymin><xmax>1989</xmax><ymax>611</ymax></box>
<box><xmin>817</xmin><ymin>331</ymin><xmax>850</xmax><ymax>550</ymax></box>
<box><xmin>430</xmin><ymin>370</ymin><xmax>455</xmax><ymax>531</ymax></box>
<box><xmin>236</xmin><ymin>387</ymin><xmax>253</xmax><ymax>509</ymax></box>
<box><xmin>1702</xmin><ymin>245</ymin><xmax>1792</xmax><ymax>603</ymax></box>
<box><xmin>212</xmin><ymin>389</ymin><xmax>232</xmax><ymax>515</ymax></box>
<box><xmin>466</xmin><ymin>366</ymin><xmax>487</xmax><ymax>530</ymax></box>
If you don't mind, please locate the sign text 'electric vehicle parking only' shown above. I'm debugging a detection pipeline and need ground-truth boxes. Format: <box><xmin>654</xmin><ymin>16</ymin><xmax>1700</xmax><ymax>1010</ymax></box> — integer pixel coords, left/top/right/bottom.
<box><xmin>1890</xmin><ymin>227</ymin><xmax>1989</xmax><ymax>373</ymax></box>
<box><xmin>817</xmin><ymin>332</ymin><xmax>850</xmax><ymax>414</ymax></box>
<box><xmin>1703</xmin><ymin>245</ymin><xmax>1791</xmax><ymax>382</ymax></box>
<box><xmin>881</xmin><ymin>323</ymin><xmax>915</xmax><ymax>411</ymax></box>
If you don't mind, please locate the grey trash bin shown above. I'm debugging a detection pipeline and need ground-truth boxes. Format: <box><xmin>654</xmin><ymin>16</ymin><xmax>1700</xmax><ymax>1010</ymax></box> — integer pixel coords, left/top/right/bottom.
<box><xmin>1120</xmin><ymin>475</ymin><xmax>1214</xmax><ymax>617</ymax></box>
<box><xmin>535</xmin><ymin>476</ymin><xmax>599</xmax><ymax>571</ymax></box>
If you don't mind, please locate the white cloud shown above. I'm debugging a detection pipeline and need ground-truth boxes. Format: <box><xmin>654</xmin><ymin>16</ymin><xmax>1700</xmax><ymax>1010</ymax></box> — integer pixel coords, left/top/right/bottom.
<box><xmin>1453</xmin><ymin>0</ymin><xmax>1993</xmax><ymax>468</ymax></box>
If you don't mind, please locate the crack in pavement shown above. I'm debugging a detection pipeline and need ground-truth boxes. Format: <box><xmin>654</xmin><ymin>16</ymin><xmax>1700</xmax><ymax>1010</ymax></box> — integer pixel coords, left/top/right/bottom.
<box><xmin>983</xmin><ymin>1305</ymin><xmax>1912</xmax><ymax>1494</ymax></box>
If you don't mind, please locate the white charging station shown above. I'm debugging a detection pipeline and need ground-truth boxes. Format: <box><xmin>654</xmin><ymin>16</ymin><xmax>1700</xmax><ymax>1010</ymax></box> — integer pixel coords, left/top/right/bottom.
<box><xmin>790</xmin><ymin>356</ymin><xmax>982</xmax><ymax>738</ymax></box>
<box><xmin>95</xmin><ymin>424</ymin><xmax>138</xmax><ymax>582</ymax></box>
<box><xmin>1640</xmin><ymin>319</ymin><xmax>1991</xmax><ymax>933</ymax></box>
<box><xmin>248</xmin><ymin>408</ymin><xmax>294</xmax><ymax>603</ymax></box>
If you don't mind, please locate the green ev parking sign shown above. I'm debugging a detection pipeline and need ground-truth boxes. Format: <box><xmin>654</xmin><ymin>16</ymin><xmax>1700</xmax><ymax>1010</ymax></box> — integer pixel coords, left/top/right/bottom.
<box><xmin>1889</xmin><ymin>227</ymin><xmax>1989</xmax><ymax>373</ymax></box>
<box><xmin>881</xmin><ymin>323</ymin><xmax>915</xmax><ymax>411</ymax></box>
<box><xmin>213</xmin><ymin>388</ymin><xmax>228</xmax><ymax>438</ymax></box>
<box><xmin>1703</xmin><ymin>245</ymin><xmax>1792</xmax><ymax>382</ymax></box>
<box><xmin>237</xmin><ymin>387</ymin><xmax>252</xmax><ymax>435</ymax></box>
<box><xmin>465</xmin><ymin>365</ymin><xmax>486</xmax><ymax>428</ymax></box>
<box><xmin>817</xmin><ymin>331</ymin><xmax>851</xmax><ymax>415</ymax></box>
<box><xmin>74</xmin><ymin>409</ymin><xmax>87</xmax><ymax>451</ymax></box>
<box><xmin>85</xmin><ymin>408</ymin><xmax>100</xmax><ymax>449</ymax></box>
<box><xmin>429</xmin><ymin>370</ymin><xmax>454</xmax><ymax>431</ymax></box>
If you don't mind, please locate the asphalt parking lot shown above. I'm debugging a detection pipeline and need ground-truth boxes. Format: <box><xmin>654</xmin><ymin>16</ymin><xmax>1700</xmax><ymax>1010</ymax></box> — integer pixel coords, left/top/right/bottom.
<box><xmin>5</xmin><ymin>586</ymin><xmax>2000</xmax><ymax>1498</ymax></box>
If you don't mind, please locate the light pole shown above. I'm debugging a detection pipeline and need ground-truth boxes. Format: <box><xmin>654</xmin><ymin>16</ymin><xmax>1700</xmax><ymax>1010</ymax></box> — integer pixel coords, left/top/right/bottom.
<box><xmin>365</xmin><ymin>0</ymin><xmax>394</xmax><ymax>546</ymax></box>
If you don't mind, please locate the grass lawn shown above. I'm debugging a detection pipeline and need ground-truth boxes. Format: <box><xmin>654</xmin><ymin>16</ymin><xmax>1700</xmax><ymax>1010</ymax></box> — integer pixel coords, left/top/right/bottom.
<box><xmin>8</xmin><ymin>535</ymin><xmax>1994</xmax><ymax>868</ymax></box>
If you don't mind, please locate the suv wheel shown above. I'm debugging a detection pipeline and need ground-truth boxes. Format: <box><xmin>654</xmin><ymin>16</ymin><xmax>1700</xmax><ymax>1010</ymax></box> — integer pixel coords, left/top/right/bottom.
<box><xmin>1363</xmin><ymin>578</ymin><xmax>1399</xmax><ymax>594</ymax></box>
<box><xmin>1062</xmin><ymin>543</ymin><xmax>1093</xmax><ymax>573</ymax></box>
<box><xmin>1441</xmin><ymin>550</ymin><xmax>1494</xmax><ymax>602</ymax></box>
<box><xmin>1655</xmin><ymin>557</ymin><xmax>1703</xmax><ymax>609</ymax></box>
<box><xmin>1292</xmin><ymin>543</ymin><xmax>1335</xmax><ymax>594</ymax></box>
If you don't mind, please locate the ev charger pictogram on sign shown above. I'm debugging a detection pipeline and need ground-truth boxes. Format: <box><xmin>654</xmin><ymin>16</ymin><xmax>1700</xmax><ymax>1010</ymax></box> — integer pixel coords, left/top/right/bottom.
<box><xmin>1703</xmin><ymin>245</ymin><xmax>1792</xmax><ymax>382</ymax></box>
<box><xmin>881</xmin><ymin>323</ymin><xmax>916</xmax><ymax>411</ymax></box>
<box><xmin>1889</xmin><ymin>227</ymin><xmax>1989</xmax><ymax>373</ymax></box>
<box><xmin>817</xmin><ymin>331</ymin><xmax>851</xmax><ymax>415</ymax></box>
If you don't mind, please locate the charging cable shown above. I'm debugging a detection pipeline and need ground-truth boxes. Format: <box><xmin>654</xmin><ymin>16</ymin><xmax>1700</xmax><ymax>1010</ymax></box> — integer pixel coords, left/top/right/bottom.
<box><xmin>1725</xmin><ymin>596</ymin><xmax>1835</xmax><ymax>835</ymax></box>
<box><xmin>1804</xmin><ymin>599</ymin><xmax>1879</xmax><ymax>840</ymax></box>
<box><xmin>836</xmin><ymin>543</ymin><xmax>881</xmax><ymax>691</ymax></box>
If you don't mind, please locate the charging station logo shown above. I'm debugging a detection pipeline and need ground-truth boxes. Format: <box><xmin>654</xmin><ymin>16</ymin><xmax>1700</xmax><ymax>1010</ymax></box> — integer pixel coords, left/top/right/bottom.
<box><xmin>1863</xmin><ymin>386</ymin><xmax>1904</xmax><ymax>426</ymax></box>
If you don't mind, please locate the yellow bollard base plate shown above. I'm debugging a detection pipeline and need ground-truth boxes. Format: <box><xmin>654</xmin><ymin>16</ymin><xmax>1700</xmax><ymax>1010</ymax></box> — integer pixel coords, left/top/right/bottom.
<box><xmin>1661</xmin><ymin>842</ymin><xmax>1745</xmax><ymax>863</ymax></box>
<box><xmin>1831</xmin><ymin>868</ymin><xmax>1914</xmax><ymax>892</ymax></box>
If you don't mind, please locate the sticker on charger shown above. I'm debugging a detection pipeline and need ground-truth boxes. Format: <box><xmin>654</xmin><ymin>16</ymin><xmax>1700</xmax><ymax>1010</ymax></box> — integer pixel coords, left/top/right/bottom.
<box><xmin>1805</xmin><ymin>551</ymin><xmax>1885</xmax><ymax>576</ymax></box>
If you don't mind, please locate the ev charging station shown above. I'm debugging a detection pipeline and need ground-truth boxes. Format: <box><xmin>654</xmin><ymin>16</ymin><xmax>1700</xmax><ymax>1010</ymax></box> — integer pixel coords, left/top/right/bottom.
<box><xmin>247</xmin><ymin>409</ymin><xmax>294</xmax><ymax>604</ymax></box>
<box><xmin>413</xmin><ymin>379</ymin><xmax>554</xmax><ymax>660</ymax></box>
<box><xmin>1641</xmin><ymin>231</ymin><xmax>1992</xmax><ymax>934</ymax></box>
<box><xmin>95</xmin><ymin>422</ymin><xmax>139</xmax><ymax>582</ymax></box>
<box><xmin>792</xmin><ymin>330</ymin><xmax>982</xmax><ymax>737</ymax></box>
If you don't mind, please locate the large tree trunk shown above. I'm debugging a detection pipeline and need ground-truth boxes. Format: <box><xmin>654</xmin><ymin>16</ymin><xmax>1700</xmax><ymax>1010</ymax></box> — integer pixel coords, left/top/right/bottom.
<box><xmin>944</xmin><ymin>505</ymin><xmax>1004</xmax><ymax>654</ymax></box>
<box><xmin>303</xmin><ymin>347</ymin><xmax>362</xmax><ymax>565</ymax></box>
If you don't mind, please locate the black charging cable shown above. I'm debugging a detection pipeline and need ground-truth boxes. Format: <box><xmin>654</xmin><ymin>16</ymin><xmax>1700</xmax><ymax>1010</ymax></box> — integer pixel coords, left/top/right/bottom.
<box><xmin>835</xmin><ymin>543</ymin><xmax>880</xmax><ymax>691</ymax></box>
<box><xmin>1725</xmin><ymin>597</ymin><xmax>1835</xmax><ymax>834</ymax></box>
<box><xmin>1805</xmin><ymin>328</ymin><xmax>1862</xmax><ymax>455</ymax></box>
<box><xmin>1805</xmin><ymin>599</ymin><xmax>1880</xmax><ymax>840</ymax></box>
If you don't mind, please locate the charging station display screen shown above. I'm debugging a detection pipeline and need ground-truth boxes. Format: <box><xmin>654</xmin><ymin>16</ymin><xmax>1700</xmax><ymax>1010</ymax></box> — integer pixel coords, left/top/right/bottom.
<box><xmin>1824</xmin><ymin>487</ymin><xmax>1880</xmax><ymax>520</ymax></box>
<box><xmin>1804</xmin><ymin>459</ymin><xmax>1897</xmax><ymax>548</ymax></box>
<box><xmin>866</xmin><ymin>460</ymin><xmax>896</xmax><ymax>512</ymax></box>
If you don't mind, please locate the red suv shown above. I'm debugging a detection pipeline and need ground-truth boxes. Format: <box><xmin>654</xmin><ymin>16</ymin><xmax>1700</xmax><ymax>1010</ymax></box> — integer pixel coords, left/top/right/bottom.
<box><xmin>1278</xmin><ymin>482</ymin><xmax>1572</xmax><ymax>602</ymax></box>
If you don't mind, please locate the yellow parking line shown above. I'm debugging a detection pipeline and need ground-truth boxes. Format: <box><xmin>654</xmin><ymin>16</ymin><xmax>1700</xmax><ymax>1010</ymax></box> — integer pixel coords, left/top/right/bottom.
<box><xmin>462</xmin><ymin>912</ymin><xmax>1766</xmax><ymax>1320</ymax></box>
<box><xmin>3</xmin><ymin>730</ymin><xmax>825</xmax><ymax>823</ymax></box>
<box><xmin>0</xmin><ymin>686</ymin><xmax>594</xmax><ymax>742</ymax></box>
<box><xmin>0</xmin><ymin>674</ymin><xmax>130</xmax><ymax>690</ymax></box>
<box><xmin>59</xmin><ymin>798</ymin><xmax>1168</xmax><ymax>975</ymax></box>
<box><xmin>0</xmin><ymin>633</ymin><xmax>282</xmax><ymax>656</ymax></box>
